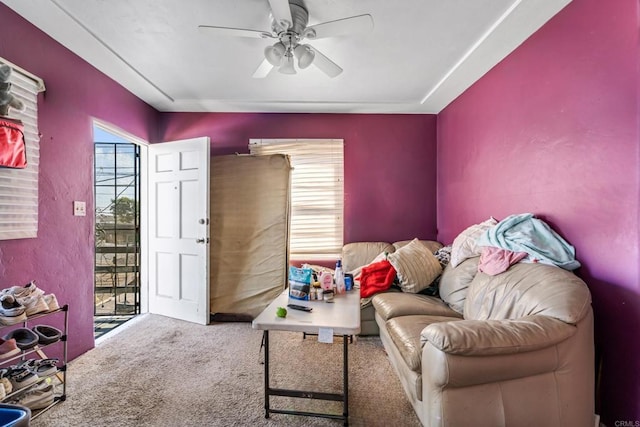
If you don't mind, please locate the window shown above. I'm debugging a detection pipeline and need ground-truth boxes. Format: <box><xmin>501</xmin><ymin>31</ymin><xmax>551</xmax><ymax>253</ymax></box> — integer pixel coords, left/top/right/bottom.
<box><xmin>249</xmin><ymin>139</ymin><xmax>344</xmax><ymax>260</ymax></box>
<box><xmin>0</xmin><ymin>58</ymin><xmax>45</xmax><ymax>240</ymax></box>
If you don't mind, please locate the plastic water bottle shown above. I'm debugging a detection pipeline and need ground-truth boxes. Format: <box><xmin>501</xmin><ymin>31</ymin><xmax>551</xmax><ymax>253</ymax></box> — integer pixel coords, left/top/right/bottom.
<box><xmin>334</xmin><ymin>259</ymin><xmax>345</xmax><ymax>294</ymax></box>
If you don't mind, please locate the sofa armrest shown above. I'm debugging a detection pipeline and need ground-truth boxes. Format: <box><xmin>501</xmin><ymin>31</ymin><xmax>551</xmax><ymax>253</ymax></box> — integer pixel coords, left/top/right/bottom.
<box><xmin>423</xmin><ymin>338</ymin><xmax>564</xmax><ymax>389</ymax></box>
<box><xmin>421</xmin><ymin>315</ymin><xmax>575</xmax><ymax>356</ymax></box>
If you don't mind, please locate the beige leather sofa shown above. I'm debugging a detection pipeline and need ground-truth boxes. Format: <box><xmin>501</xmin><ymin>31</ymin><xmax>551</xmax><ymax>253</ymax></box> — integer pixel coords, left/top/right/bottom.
<box><xmin>372</xmin><ymin>255</ymin><xmax>594</xmax><ymax>426</ymax></box>
<box><xmin>344</xmin><ymin>241</ymin><xmax>595</xmax><ymax>426</ymax></box>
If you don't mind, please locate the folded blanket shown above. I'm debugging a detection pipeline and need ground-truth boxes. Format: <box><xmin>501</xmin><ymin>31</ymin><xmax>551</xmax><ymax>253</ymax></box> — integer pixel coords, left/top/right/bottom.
<box><xmin>476</xmin><ymin>213</ymin><xmax>580</xmax><ymax>270</ymax></box>
<box><xmin>360</xmin><ymin>260</ymin><xmax>396</xmax><ymax>298</ymax></box>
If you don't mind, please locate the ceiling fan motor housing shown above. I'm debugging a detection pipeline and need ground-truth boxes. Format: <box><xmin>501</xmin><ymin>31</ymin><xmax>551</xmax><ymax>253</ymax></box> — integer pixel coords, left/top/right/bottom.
<box><xmin>271</xmin><ymin>0</ymin><xmax>309</xmax><ymax>40</ymax></box>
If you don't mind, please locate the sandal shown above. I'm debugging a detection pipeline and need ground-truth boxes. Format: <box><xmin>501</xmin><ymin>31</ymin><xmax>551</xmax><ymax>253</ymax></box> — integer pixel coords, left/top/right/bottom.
<box><xmin>32</xmin><ymin>325</ymin><xmax>62</xmax><ymax>345</ymax></box>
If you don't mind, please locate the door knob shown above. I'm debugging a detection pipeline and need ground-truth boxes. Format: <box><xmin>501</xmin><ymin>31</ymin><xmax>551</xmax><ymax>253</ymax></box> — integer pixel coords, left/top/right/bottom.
<box><xmin>196</xmin><ymin>238</ymin><xmax>209</xmax><ymax>244</ymax></box>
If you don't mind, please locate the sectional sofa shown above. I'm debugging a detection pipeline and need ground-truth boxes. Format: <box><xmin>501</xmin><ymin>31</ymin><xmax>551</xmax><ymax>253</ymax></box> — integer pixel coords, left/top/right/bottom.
<box><xmin>343</xmin><ymin>240</ymin><xmax>595</xmax><ymax>426</ymax></box>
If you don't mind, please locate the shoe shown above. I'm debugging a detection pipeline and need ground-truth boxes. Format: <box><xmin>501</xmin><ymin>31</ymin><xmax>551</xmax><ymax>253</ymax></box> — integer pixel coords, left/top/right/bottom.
<box><xmin>0</xmin><ymin>295</ymin><xmax>26</xmax><ymax>325</ymax></box>
<box><xmin>43</xmin><ymin>294</ymin><xmax>60</xmax><ymax>312</ymax></box>
<box><xmin>19</xmin><ymin>294</ymin><xmax>49</xmax><ymax>316</ymax></box>
<box><xmin>32</xmin><ymin>325</ymin><xmax>62</xmax><ymax>345</ymax></box>
<box><xmin>0</xmin><ymin>338</ymin><xmax>20</xmax><ymax>359</ymax></box>
<box><xmin>19</xmin><ymin>358</ymin><xmax>58</xmax><ymax>378</ymax></box>
<box><xmin>7</xmin><ymin>281</ymin><xmax>43</xmax><ymax>299</ymax></box>
<box><xmin>9</xmin><ymin>383</ymin><xmax>54</xmax><ymax>410</ymax></box>
<box><xmin>8</xmin><ymin>367</ymin><xmax>39</xmax><ymax>391</ymax></box>
<box><xmin>0</xmin><ymin>369</ymin><xmax>13</xmax><ymax>394</ymax></box>
<box><xmin>3</xmin><ymin>328</ymin><xmax>39</xmax><ymax>350</ymax></box>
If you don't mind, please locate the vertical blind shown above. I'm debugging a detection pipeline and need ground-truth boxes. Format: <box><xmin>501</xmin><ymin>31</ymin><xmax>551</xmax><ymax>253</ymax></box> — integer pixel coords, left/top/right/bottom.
<box><xmin>249</xmin><ymin>139</ymin><xmax>344</xmax><ymax>260</ymax></box>
<box><xmin>0</xmin><ymin>59</ymin><xmax>44</xmax><ymax>240</ymax></box>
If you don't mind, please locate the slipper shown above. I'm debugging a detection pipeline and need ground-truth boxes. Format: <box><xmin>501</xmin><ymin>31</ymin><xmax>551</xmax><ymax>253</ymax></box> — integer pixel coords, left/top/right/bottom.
<box><xmin>32</xmin><ymin>325</ymin><xmax>62</xmax><ymax>345</ymax></box>
<box><xmin>3</xmin><ymin>328</ymin><xmax>38</xmax><ymax>350</ymax></box>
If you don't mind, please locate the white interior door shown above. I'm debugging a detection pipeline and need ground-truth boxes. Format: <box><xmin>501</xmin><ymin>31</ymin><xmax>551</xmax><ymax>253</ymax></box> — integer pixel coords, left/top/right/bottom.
<box><xmin>147</xmin><ymin>137</ymin><xmax>210</xmax><ymax>325</ymax></box>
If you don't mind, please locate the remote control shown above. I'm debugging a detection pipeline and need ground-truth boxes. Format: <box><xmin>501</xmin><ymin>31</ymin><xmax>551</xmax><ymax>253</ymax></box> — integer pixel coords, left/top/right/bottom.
<box><xmin>287</xmin><ymin>304</ymin><xmax>313</xmax><ymax>312</ymax></box>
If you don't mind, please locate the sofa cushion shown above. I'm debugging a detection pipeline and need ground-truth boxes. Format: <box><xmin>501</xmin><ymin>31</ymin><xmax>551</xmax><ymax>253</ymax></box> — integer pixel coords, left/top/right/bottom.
<box><xmin>386</xmin><ymin>315</ymin><xmax>458</xmax><ymax>372</ymax></box>
<box><xmin>464</xmin><ymin>262</ymin><xmax>592</xmax><ymax>323</ymax></box>
<box><xmin>387</xmin><ymin>238</ymin><xmax>442</xmax><ymax>294</ymax></box>
<box><xmin>372</xmin><ymin>292</ymin><xmax>462</xmax><ymax>321</ymax></box>
<box><xmin>438</xmin><ymin>256</ymin><xmax>479</xmax><ymax>314</ymax></box>
<box><xmin>342</xmin><ymin>242</ymin><xmax>395</xmax><ymax>274</ymax></box>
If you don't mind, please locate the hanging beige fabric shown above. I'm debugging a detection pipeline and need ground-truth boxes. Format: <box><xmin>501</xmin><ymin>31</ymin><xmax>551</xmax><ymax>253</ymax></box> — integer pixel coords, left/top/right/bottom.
<box><xmin>210</xmin><ymin>154</ymin><xmax>291</xmax><ymax>319</ymax></box>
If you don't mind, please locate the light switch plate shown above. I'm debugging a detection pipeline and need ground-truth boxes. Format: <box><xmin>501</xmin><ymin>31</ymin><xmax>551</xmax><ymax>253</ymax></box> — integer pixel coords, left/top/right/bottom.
<box><xmin>73</xmin><ymin>201</ymin><xmax>86</xmax><ymax>216</ymax></box>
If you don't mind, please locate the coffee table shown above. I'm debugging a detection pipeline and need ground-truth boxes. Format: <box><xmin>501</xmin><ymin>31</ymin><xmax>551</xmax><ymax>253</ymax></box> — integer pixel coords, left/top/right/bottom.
<box><xmin>252</xmin><ymin>289</ymin><xmax>361</xmax><ymax>426</ymax></box>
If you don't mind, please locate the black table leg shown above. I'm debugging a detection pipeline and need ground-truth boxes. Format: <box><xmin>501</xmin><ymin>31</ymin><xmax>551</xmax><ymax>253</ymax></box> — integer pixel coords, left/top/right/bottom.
<box><xmin>343</xmin><ymin>334</ymin><xmax>349</xmax><ymax>426</ymax></box>
<box><xmin>264</xmin><ymin>330</ymin><xmax>270</xmax><ymax>419</ymax></box>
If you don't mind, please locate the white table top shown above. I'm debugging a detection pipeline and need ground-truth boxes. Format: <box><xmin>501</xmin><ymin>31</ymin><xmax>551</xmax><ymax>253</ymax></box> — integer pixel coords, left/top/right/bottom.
<box><xmin>252</xmin><ymin>289</ymin><xmax>361</xmax><ymax>335</ymax></box>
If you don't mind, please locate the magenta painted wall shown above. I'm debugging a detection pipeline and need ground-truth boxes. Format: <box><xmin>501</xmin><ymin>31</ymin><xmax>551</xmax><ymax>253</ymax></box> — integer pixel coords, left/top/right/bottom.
<box><xmin>0</xmin><ymin>5</ymin><xmax>159</xmax><ymax>360</ymax></box>
<box><xmin>437</xmin><ymin>0</ymin><xmax>639</xmax><ymax>422</ymax></box>
<box><xmin>159</xmin><ymin>113</ymin><xmax>438</xmax><ymax>244</ymax></box>
<box><xmin>4</xmin><ymin>0</ymin><xmax>638</xmax><ymax>422</ymax></box>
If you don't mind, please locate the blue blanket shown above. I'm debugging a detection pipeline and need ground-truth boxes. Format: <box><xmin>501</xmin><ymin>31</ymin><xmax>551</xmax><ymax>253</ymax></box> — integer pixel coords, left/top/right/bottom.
<box><xmin>476</xmin><ymin>213</ymin><xmax>580</xmax><ymax>270</ymax></box>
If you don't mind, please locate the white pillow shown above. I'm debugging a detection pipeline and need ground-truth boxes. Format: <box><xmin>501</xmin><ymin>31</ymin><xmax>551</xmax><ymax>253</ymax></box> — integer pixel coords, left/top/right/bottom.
<box><xmin>450</xmin><ymin>217</ymin><xmax>498</xmax><ymax>267</ymax></box>
<box><xmin>350</xmin><ymin>251</ymin><xmax>388</xmax><ymax>281</ymax></box>
<box><xmin>387</xmin><ymin>238</ymin><xmax>442</xmax><ymax>294</ymax></box>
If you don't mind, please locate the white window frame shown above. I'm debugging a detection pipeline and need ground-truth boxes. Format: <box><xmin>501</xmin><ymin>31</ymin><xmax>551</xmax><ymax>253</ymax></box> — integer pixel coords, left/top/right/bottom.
<box><xmin>249</xmin><ymin>138</ymin><xmax>344</xmax><ymax>260</ymax></box>
<box><xmin>0</xmin><ymin>58</ymin><xmax>45</xmax><ymax>240</ymax></box>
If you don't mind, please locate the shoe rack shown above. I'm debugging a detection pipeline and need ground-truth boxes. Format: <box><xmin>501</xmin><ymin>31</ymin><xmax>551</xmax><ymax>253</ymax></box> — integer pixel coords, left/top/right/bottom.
<box><xmin>0</xmin><ymin>304</ymin><xmax>68</xmax><ymax>420</ymax></box>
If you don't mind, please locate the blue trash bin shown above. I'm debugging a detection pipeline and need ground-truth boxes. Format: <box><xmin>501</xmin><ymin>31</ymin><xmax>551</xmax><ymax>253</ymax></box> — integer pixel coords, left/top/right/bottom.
<box><xmin>0</xmin><ymin>404</ymin><xmax>30</xmax><ymax>427</ymax></box>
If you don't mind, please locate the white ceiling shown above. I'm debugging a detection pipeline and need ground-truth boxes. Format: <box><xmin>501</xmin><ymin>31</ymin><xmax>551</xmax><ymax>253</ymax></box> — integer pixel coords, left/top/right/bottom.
<box><xmin>3</xmin><ymin>0</ymin><xmax>570</xmax><ymax>113</ymax></box>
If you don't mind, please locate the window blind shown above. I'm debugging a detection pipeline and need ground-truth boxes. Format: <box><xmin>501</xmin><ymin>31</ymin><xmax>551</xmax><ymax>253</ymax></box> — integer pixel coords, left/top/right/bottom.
<box><xmin>249</xmin><ymin>139</ymin><xmax>344</xmax><ymax>260</ymax></box>
<box><xmin>0</xmin><ymin>60</ymin><xmax>44</xmax><ymax>240</ymax></box>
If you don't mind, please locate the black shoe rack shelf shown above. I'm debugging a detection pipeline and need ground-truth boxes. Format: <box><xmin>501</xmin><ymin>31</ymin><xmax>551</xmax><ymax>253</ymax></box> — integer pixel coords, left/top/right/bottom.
<box><xmin>0</xmin><ymin>304</ymin><xmax>68</xmax><ymax>420</ymax></box>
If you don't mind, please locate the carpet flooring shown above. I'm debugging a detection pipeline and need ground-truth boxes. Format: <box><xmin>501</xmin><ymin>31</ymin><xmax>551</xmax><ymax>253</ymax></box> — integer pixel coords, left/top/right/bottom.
<box><xmin>32</xmin><ymin>314</ymin><xmax>421</xmax><ymax>427</ymax></box>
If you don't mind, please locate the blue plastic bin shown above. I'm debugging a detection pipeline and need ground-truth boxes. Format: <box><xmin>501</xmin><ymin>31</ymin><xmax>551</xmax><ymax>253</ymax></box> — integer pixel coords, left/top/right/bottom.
<box><xmin>0</xmin><ymin>404</ymin><xmax>30</xmax><ymax>427</ymax></box>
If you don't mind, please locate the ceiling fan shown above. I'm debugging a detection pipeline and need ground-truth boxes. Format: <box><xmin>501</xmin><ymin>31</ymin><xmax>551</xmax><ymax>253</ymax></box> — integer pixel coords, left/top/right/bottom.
<box><xmin>198</xmin><ymin>0</ymin><xmax>374</xmax><ymax>78</ymax></box>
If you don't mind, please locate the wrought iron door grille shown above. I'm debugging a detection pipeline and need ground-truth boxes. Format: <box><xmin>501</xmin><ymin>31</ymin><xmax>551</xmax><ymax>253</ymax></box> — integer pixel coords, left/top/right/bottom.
<box><xmin>94</xmin><ymin>142</ymin><xmax>140</xmax><ymax>317</ymax></box>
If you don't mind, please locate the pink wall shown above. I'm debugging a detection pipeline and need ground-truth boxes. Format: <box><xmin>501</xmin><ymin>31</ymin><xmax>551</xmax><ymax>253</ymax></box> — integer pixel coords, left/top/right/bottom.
<box><xmin>0</xmin><ymin>4</ymin><xmax>159</xmax><ymax>360</ymax></box>
<box><xmin>437</xmin><ymin>0</ymin><xmax>639</xmax><ymax>423</ymax></box>
<box><xmin>159</xmin><ymin>113</ymin><xmax>438</xmax><ymax>244</ymax></box>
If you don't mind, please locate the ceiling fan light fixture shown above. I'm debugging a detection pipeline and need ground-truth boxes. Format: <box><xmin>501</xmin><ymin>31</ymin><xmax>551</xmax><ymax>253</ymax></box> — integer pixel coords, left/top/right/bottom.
<box><xmin>264</xmin><ymin>42</ymin><xmax>285</xmax><ymax>66</ymax></box>
<box><xmin>294</xmin><ymin>44</ymin><xmax>315</xmax><ymax>69</ymax></box>
<box><xmin>279</xmin><ymin>52</ymin><xmax>297</xmax><ymax>74</ymax></box>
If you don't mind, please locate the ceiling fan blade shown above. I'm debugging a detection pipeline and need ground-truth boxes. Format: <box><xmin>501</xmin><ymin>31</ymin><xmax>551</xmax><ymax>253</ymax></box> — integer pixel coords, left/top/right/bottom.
<box><xmin>252</xmin><ymin>58</ymin><xmax>275</xmax><ymax>78</ymax></box>
<box><xmin>305</xmin><ymin>14</ymin><xmax>373</xmax><ymax>40</ymax></box>
<box><xmin>309</xmin><ymin>47</ymin><xmax>343</xmax><ymax>78</ymax></box>
<box><xmin>268</xmin><ymin>0</ymin><xmax>293</xmax><ymax>30</ymax></box>
<box><xmin>198</xmin><ymin>25</ymin><xmax>272</xmax><ymax>39</ymax></box>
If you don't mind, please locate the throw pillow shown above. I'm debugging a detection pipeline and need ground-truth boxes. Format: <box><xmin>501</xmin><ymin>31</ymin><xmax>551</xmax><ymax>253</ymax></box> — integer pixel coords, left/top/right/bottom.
<box><xmin>449</xmin><ymin>217</ymin><xmax>498</xmax><ymax>267</ymax></box>
<box><xmin>387</xmin><ymin>238</ymin><xmax>442</xmax><ymax>294</ymax></box>
<box><xmin>434</xmin><ymin>245</ymin><xmax>452</xmax><ymax>269</ymax></box>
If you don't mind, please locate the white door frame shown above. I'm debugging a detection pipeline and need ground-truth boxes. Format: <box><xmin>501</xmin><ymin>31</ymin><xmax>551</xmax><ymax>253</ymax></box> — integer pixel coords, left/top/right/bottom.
<box><xmin>92</xmin><ymin>119</ymin><xmax>150</xmax><ymax>316</ymax></box>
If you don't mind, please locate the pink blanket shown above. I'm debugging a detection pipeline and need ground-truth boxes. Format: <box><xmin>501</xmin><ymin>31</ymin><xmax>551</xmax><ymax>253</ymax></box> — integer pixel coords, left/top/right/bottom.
<box><xmin>478</xmin><ymin>246</ymin><xmax>527</xmax><ymax>275</ymax></box>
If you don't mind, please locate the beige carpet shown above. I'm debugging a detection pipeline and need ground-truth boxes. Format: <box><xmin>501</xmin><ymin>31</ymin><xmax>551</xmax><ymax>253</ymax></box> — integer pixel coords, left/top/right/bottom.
<box><xmin>32</xmin><ymin>314</ymin><xmax>421</xmax><ymax>427</ymax></box>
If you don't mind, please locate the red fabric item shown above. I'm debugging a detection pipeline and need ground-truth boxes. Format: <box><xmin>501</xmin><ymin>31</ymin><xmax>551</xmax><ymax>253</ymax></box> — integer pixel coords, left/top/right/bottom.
<box><xmin>0</xmin><ymin>118</ymin><xmax>26</xmax><ymax>169</ymax></box>
<box><xmin>360</xmin><ymin>260</ymin><xmax>396</xmax><ymax>298</ymax></box>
